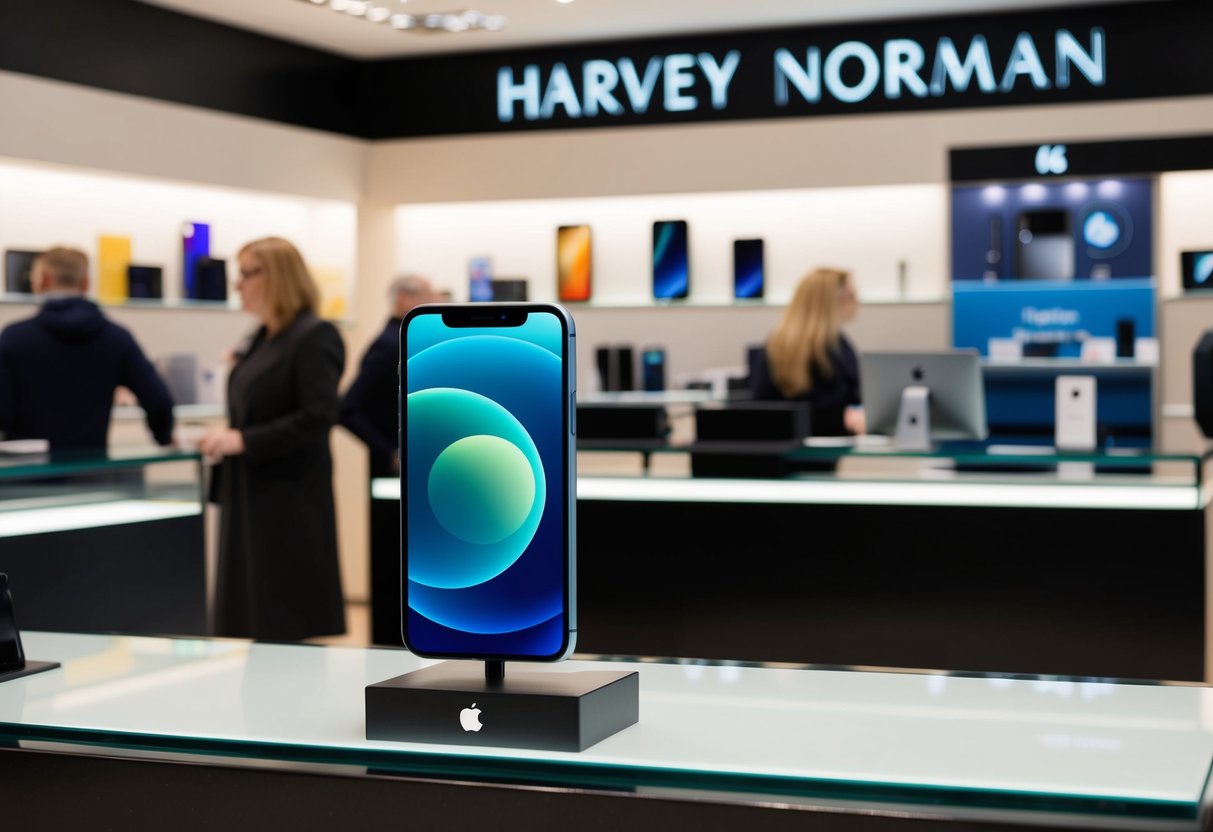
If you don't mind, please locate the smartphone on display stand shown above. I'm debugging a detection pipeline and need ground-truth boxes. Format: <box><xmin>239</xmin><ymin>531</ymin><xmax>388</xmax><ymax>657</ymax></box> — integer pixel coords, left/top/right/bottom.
<box><xmin>401</xmin><ymin>302</ymin><xmax>577</xmax><ymax>662</ymax></box>
<box><xmin>652</xmin><ymin>220</ymin><xmax>689</xmax><ymax>300</ymax></box>
<box><xmin>556</xmin><ymin>225</ymin><xmax>592</xmax><ymax>302</ymax></box>
<box><xmin>733</xmin><ymin>238</ymin><xmax>764</xmax><ymax>300</ymax></box>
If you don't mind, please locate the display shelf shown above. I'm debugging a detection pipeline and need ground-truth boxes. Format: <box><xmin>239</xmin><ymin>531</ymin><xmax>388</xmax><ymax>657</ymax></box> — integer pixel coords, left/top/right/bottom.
<box><xmin>4</xmin><ymin>631</ymin><xmax>1213</xmax><ymax>830</ymax></box>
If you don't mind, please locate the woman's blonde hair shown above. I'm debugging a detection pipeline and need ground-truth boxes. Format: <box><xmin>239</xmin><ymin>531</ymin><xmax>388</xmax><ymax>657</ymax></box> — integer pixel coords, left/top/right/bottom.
<box><xmin>765</xmin><ymin>267</ymin><xmax>852</xmax><ymax>398</ymax></box>
<box><xmin>239</xmin><ymin>236</ymin><xmax>319</xmax><ymax>332</ymax></box>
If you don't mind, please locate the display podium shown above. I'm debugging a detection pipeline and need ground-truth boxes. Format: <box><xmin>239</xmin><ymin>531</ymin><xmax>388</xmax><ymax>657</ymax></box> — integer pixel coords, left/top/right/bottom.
<box><xmin>366</xmin><ymin>660</ymin><xmax>639</xmax><ymax>751</ymax></box>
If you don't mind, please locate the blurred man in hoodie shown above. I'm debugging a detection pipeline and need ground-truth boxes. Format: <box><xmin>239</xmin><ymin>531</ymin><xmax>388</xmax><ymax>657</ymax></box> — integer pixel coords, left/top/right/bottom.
<box><xmin>0</xmin><ymin>246</ymin><xmax>175</xmax><ymax>450</ymax></box>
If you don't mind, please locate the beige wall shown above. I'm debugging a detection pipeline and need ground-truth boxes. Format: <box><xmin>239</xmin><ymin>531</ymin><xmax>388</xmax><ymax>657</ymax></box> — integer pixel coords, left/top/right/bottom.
<box><xmin>4</xmin><ymin>69</ymin><xmax>1213</xmax><ymax>614</ymax></box>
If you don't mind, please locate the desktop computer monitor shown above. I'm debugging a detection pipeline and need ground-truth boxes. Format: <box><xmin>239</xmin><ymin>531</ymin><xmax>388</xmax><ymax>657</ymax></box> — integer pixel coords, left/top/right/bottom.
<box><xmin>860</xmin><ymin>350</ymin><xmax>988</xmax><ymax>449</ymax></box>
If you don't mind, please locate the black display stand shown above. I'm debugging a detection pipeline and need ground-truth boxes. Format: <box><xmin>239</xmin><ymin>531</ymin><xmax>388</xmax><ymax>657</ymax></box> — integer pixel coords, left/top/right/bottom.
<box><xmin>0</xmin><ymin>573</ymin><xmax>59</xmax><ymax>684</ymax></box>
<box><xmin>366</xmin><ymin>660</ymin><xmax>639</xmax><ymax>752</ymax></box>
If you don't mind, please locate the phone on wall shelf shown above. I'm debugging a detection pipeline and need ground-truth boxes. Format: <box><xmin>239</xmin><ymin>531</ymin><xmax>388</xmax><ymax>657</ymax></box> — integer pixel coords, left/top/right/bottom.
<box><xmin>641</xmin><ymin>346</ymin><xmax>667</xmax><ymax>391</ymax></box>
<box><xmin>652</xmin><ymin>220</ymin><xmax>689</xmax><ymax>300</ymax></box>
<box><xmin>400</xmin><ymin>302</ymin><xmax>577</xmax><ymax>662</ymax></box>
<box><xmin>181</xmin><ymin>221</ymin><xmax>210</xmax><ymax>300</ymax></box>
<box><xmin>556</xmin><ymin>224</ymin><xmax>592</xmax><ymax>302</ymax></box>
<box><xmin>733</xmin><ymin>238</ymin><xmax>764</xmax><ymax>300</ymax></box>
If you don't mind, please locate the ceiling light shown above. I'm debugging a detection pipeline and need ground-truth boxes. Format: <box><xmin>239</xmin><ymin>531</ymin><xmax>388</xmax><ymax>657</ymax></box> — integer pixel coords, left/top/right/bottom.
<box><xmin>296</xmin><ymin>0</ymin><xmax>506</xmax><ymax>33</ymax></box>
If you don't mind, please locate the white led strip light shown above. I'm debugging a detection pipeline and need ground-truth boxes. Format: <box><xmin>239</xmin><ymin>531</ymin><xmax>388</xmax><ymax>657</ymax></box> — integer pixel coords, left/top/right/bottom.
<box><xmin>0</xmin><ymin>500</ymin><xmax>202</xmax><ymax>538</ymax></box>
<box><xmin>577</xmin><ymin>477</ymin><xmax>1204</xmax><ymax>511</ymax></box>
<box><xmin>372</xmin><ymin>477</ymin><xmax>1204</xmax><ymax>510</ymax></box>
<box><xmin>298</xmin><ymin>0</ymin><xmax>506</xmax><ymax>33</ymax></box>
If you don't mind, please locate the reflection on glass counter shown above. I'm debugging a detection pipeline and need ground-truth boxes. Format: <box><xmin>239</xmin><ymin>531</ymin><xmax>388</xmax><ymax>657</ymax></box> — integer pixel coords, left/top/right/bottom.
<box><xmin>3</xmin><ymin>631</ymin><xmax>1213</xmax><ymax>829</ymax></box>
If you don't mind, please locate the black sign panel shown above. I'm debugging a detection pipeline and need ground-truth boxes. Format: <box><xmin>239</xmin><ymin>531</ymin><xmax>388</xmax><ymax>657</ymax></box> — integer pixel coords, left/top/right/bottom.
<box><xmin>362</xmin><ymin>0</ymin><xmax>1213</xmax><ymax>139</ymax></box>
<box><xmin>950</xmin><ymin>134</ymin><xmax>1213</xmax><ymax>181</ymax></box>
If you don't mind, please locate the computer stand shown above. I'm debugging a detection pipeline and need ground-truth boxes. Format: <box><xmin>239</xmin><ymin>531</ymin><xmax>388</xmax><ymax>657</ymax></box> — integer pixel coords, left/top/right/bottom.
<box><xmin>894</xmin><ymin>385</ymin><xmax>933</xmax><ymax>451</ymax></box>
<box><xmin>0</xmin><ymin>573</ymin><xmax>60</xmax><ymax>684</ymax></box>
<box><xmin>366</xmin><ymin>656</ymin><xmax>639</xmax><ymax>752</ymax></box>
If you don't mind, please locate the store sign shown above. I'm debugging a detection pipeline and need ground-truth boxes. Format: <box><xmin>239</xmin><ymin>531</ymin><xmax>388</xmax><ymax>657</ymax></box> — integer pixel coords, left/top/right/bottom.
<box><xmin>497</xmin><ymin>52</ymin><xmax>743</xmax><ymax>122</ymax></box>
<box><xmin>361</xmin><ymin>0</ymin><xmax>1213</xmax><ymax>138</ymax></box>
<box><xmin>496</xmin><ymin>29</ymin><xmax>1104</xmax><ymax>124</ymax></box>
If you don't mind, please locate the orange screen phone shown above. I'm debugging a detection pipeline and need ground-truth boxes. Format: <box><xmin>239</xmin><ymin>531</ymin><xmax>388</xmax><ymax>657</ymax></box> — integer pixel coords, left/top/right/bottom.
<box><xmin>556</xmin><ymin>224</ymin><xmax>592</xmax><ymax>302</ymax></box>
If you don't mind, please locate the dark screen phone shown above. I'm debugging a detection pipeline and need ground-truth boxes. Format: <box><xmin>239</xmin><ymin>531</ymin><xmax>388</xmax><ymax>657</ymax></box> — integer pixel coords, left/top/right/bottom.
<box><xmin>653</xmin><ymin>220</ymin><xmax>689</xmax><ymax>300</ymax></box>
<box><xmin>1181</xmin><ymin>251</ymin><xmax>1213</xmax><ymax>291</ymax></box>
<box><xmin>401</xmin><ymin>303</ymin><xmax>577</xmax><ymax>662</ymax></box>
<box><xmin>127</xmin><ymin>265</ymin><xmax>163</xmax><ymax>299</ymax></box>
<box><xmin>641</xmin><ymin>347</ymin><xmax>666</xmax><ymax>391</ymax></box>
<box><xmin>4</xmin><ymin>250</ymin><xmax>41</xmax><ymax>295</ymax></box>
<box><xmin>194</xmin><ymin>257</ymin><xmax>227</xmax><ymax>302</ymax></box>
<box><xmin>733</xmin><ymin>239</ymin><xmax>765</xmax><ymax>299</ymax></box>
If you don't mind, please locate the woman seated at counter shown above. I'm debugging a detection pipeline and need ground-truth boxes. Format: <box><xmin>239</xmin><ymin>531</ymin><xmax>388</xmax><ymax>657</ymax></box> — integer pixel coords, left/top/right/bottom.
<box><xmin>750</xmin><ymin>267</ymin><xmax>865</xmax><ymax>437</ymax></box>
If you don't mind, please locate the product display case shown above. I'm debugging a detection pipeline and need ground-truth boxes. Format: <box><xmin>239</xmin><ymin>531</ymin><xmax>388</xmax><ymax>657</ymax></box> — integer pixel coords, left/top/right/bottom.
<box><xmin>3</xmin><ymin>631</ymin><xmax>1213</xmax><ymax>830</ymax></box>
<box><xmin>575</xmin><ymin>443</ymin><xmax>1212</xmax><ymax>682</ymax></box>
<box><xmin>369</xmin><ymin>440</ymin><xmax>1212</xmax><ymax>681</ymax></box>
<box><xmin>0</xmin><ymin>447</ymin><xmax>207</xmax><ymax>637</ymax></box>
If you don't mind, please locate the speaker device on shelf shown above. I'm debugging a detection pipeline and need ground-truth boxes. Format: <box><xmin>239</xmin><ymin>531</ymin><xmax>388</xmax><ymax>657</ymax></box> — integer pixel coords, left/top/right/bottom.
<box><xmin>1193</xmin><ymin>330</ymin><xmax>1213</xmax><ymax>438</ymax></box>
<box><xmin>595</xmin><ymin>345</ymin><xmax>634</xmax><ymax>392</ymax></box>
<box><xmin>576</xmin><ymin>404</ymin><xmax>668</xmax><ymax>445</ymax></box>
<box><xmin>690</xmin><ymin>401</ymin><xmax>810</xmax><ymax>478</ymax></box>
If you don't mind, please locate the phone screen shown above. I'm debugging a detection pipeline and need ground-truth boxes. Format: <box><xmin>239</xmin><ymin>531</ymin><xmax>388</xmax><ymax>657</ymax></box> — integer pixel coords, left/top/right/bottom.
<box><xmin>653</xmin><ymin>220</ymin><xmax>689</xmax><ymax>299</ymax></box>
<box><xmin>556</xmin><ymin>225</ymin><xmax>592</xmax><ymax>302</ymax></box>
<box><xmin>468</xmin><ymin>257</ymin><xmax>493</xmax><ymax>302</ymax></box>
<box><xmin>401</xmin><ymin>303</ymin><xmax>576</xmax><ymax>661</ymax></box>
<box><xmin>733</xmin><ymin>239</ymin><xmax>764</xmax><ymax>299</ymax></box>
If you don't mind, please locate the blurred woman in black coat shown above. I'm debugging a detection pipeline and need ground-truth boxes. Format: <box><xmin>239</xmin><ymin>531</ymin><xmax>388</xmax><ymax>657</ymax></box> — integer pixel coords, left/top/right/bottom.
<box><xmin>752</xmin><ymin>267</ymin><xmax>865</xmax><ymax>437</ymax></box>
<box><xmin>199</xmin><ymin>236</ymin><xmax>345</xmax><ymax>641</ymax></box>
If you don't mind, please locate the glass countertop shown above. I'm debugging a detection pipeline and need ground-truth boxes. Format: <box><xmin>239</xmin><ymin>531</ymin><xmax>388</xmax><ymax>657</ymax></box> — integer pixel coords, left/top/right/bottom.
<box><xmin>3</xmin><ymin>632</ymin><xmax>1212</xmax><ymax>828</ymax></box>
<box><xmin>0</xmin><ymin>446</ymin><xmax>202</xmax><ymax>479</ymax></box>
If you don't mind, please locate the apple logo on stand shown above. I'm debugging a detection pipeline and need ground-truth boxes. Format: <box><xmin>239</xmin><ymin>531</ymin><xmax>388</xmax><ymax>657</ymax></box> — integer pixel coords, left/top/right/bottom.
<box><xmin>459</xmin><ymin>702</ymin><xmax>483</xmax><ymax>732</ymax></box>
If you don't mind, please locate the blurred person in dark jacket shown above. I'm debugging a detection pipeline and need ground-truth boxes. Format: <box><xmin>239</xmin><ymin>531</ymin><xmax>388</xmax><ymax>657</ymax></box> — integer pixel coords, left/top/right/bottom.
<box><xmin>0</xmin><ymin>246</ymin><xmax>174</xmax><ymax>451</ymax></box>
<box><xmin>339</xmin><ymin>273</ymin><xmax>435</xmax><ymax>477</ymax></box>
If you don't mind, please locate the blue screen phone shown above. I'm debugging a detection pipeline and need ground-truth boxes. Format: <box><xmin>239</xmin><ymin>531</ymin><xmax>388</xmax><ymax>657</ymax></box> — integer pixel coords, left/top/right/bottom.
<box><xmin>401</xmin><ymin>303</ymin><xmax>577</xmax><ymax>661</ymax></box>
<box><xmin>182</xmin><ymin>221</ymin><xmax>210</xmax><ymax>300</ymax></box>
<box><xmin>733</xmin><ymin>238</ymin><xmax>765</xmax><ymax>300</ymax></box>
<box><xmin>652</xmin><ymin>220</ymin><xmax>689</xmax><ymax>300</ymax></box>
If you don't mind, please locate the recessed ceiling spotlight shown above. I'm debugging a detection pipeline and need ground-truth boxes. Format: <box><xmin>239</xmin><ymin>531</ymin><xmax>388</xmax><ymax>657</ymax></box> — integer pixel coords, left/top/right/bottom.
<box><xmin>556</xmin><ymin>0</ymin><xmax>574</xmax><ymax>5</ymax></box>
<box><xmin>296</xmin><ymin>0</ymin><xmax>505</xmax><ymax>33</ymax></box>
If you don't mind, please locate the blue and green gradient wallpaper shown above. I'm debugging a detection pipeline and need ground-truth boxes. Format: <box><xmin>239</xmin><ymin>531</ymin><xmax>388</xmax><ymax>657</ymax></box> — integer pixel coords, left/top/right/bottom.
<box><xmin>404</xmin><ymin>311</ymin><xmax>569</xmax><ymax>658</ymax></box>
